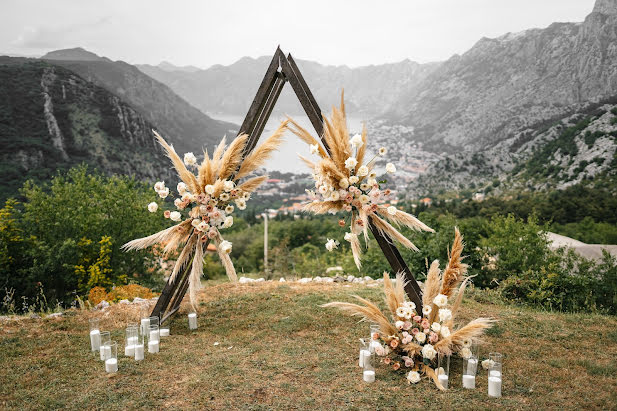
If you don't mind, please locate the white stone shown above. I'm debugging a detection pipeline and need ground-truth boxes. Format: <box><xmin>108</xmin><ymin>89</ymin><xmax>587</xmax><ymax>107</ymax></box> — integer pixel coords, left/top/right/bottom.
<box><xmin>279</xmin><ymin>277</ymin><xmax>286</xmax><ymax>282</ymax></box>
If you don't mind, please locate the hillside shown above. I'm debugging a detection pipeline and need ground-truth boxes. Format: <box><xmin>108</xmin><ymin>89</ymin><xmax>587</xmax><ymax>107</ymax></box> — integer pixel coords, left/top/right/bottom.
<box><xmin>1</xmin><ymin>282</ymin><xmax>616</xmax><ymax>409</ymax></box>
<box><xmin>0</xmin><ymin>58</ymin><xmax>174</xmax><ymax>201</ymax></box>
<box><xmin>42</xmin><ymin>48</ymin><xmax>237</xmax><ymax>153</ymax></box>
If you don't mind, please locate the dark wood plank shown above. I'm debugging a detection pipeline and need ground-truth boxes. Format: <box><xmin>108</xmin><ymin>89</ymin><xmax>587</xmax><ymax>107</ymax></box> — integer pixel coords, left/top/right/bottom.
<box><xmin>287</xmin><ymin>54</ymin><xmax>324</xmax><ymax>136</ymax></box>
<box><xmin>245</xmin><ymin>72</ymin><xmax>286</xmax><ymax>154</ymax></box>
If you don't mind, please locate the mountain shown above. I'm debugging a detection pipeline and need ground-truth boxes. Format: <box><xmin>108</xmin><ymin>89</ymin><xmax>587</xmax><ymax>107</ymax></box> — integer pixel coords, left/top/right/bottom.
<box><xmin>137</xmin><ymin>57</ymin><xmax>441</xmax><ymax>117</ymax></box>
<box><xmin>41</xmin><ymin>48</ymin><xmax>237</xmax><ymax>153</ymax></box>
<box><xmin>157</xmin><ymin>61</ymin><xmax>201</xmax><ymax>73</ymax></box>
<box><xmin>0</xmin><ymin>57</ymin><xmax>174</xmax><ymax>201</ymax></box>
<box><xmin>387</xmin><ymin>0</ymin><xmax>617</xmax><ymax>153</ymax></box>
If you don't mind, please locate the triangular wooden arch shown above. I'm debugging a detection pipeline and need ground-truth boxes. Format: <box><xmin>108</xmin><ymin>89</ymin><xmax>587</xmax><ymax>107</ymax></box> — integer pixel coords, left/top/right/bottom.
<box><xmin>151</xmin><ymin>47</ymin><xmax>423</xmax><ymax>323</ymax></box>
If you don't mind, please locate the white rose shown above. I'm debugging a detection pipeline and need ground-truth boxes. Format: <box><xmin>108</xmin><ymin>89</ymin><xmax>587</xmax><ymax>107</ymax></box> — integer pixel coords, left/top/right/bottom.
<box><xmin>225</xmin><ymin>205</ymin><xmax>234</xmax><ymax>214</ymax></box>
<box><xmin>318</xmin><ymin>185</ymin><xmax>328</xmax><ymax>195</ymax></box>
<box><xmin>460</xmin><ymin>347</ymin><xmax>472</xmax><ymax>359</ymax></box>
<box><xmin>407</xmin><ymin>371</ymin><xmax>421</xmax><ymax>384</ymax></box>
<box><xmin>344</xmin><ymin>157</ymin><xmax>358</xmax><ymax>170</ymax></box>
<box><xmin>223</xmin><ymin>180</ymin><xmax>235</xmax><ymax>192</ymax></box>
<box><xmin>191</xmin><ymin>218</ymin><xmax>200</xmax><ymax>228</ymax></box>
<box><xmin>367</xmin><ymin>178</ymin><xmax>377</xmax><ymax>186</ymax></box>
<box><xmin>349</xmin><ymin>176</ymin><xmax>359</xmax><ymax>184</ymax></box>
<box><xmin>349</xmin><ymin>133</ymin><xmax>363</xmax><ymax>148</ymax></box>
<box><xmin>339</xmin><ymin>178</ymin><xmax>349</xmax><ymax>189</ymax></box>
<box><xmin>199</xmin><ymin>205</ymin><xmax>208</xmax><ymax>214</ymax></box>
<box><xmin>169</xmin><ymin>211</ymin><xmax>182</xmax><ymax>222</ymax></box>
<box><xmin>421</xmin><ymin>343</ymin><xmax>437</xmax><ymax>360</ymax></box>
<box><xmin>440</xmin><ymin>326</ymin><xmax>450</xmax><ymax>338</ymax></box>
<box><xmin>385</xmin><ymin>163</ymin><xmax>396</xmax><ymax>173</ymax></box>
<box><xmin>309</xmin><ymin>144</ymin><xmax>319</xmax><ymax>155</ymax></box>
<box><xmin>158</xmin><ymin>187</ymin><xmax>169</xmax><ymax>199</ymax></box>
<box><xmin>415</xmin><ymin>332</ymin><xmax>426</xmax><ymax>343</ymax></box>
<box><xmin>205</xmin><ymin>185</ymin><xmax>215</xmax><ymax>195</ymax></box>
<box><xmin>431</xmin><ymin>322</ymin><xmax>441</xmax><ymax>332</ymax></box>
<box><xmin>183</xmin><ymin>152</ymin><xmax>197</xmax><ymax>166</ymax></box>
<box><xmin>387</xmin><ymin>206</ymin><xmax>397</xmax><ymax>216</ymax></box>
<box><xmin>379</xmin><ymin>147</ymin><xmax>387</xmax><ymax>156</ymax></box>
<box><xmin>222</xmin><ymin>216</ymin><xmax>233</xmax><ymax>228</ymax></box>
<box><xmin>395</xmin><ymin>320</ymin><xmax>405</xmax><ymax>330</ymax></box>
<box><xmin>330</xmin><ymin>191</ymin><xmax>340</xmax><ymax>201</ymax></box>
<box><xmin>197</xmin><ymin>221</ymin><xmax>209</xmax><ymax>232</ymax></box>
<box><xmin>422</xmin><ymin>305</ymin><xmax>432</xmax><ymax>316</ymax></box>
<box><xmin>357</xmin><ymin>165</ymin><xmax>369</xmax><ymax>177</ymax></box>
<box><xmin>359</xmin><ymin>194</ymin><xmax>370</xmax><ymax>204</ymax></box>
<box><xmin>177</xmin><ymin>182</ymin><xmax>187</xmax><ymax>194</ymax></box>
<box><xmin>219</xmin><ymin>240</ymin><xmax>232</xmax><ymax>254</ymax></box>
<box><xmin>344</xmin><ymin>232</ymin><xmax>355</xmax><ymax>242</ymax></box>
<box><xmin>433</xmin><ymin>294</ymin><xmax>448</xmax><ymax>308</ymax></box>
<box><xmin>147</xmin><ymin>202</ymin><xmax>158</xmax><ymax>213</ymax></box>
<box><xmin>325</xmin><ymin>238</ymin><xmax>339</xmax><ymax>252</ymax></box>
<box><xmin>482</xmin><ymin>359</ymin><xmax>495</xmax><ymax>370</ymax></box>
<box><xmin>154</xmin><ymin>181</ymin><xmax>165</xmax><ymax>192</ymax></box>
<box><xmin>438</xmin><ymin>308</ymin><xmax>452</xmax><ymax>322</ymax></box>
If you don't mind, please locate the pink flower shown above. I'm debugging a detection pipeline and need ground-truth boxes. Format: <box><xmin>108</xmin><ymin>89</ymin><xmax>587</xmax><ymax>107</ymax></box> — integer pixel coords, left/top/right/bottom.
<box><xmin>423</xmin><ymin>328</ymin><xmax>430</xmax><ymax>335</ymax></box>
<box><xmin>207</xmin><ymin>229</ymin><xmax>217</xmax><ymax>239</ymax></box>
<box><xmin>230</xmin><ymin>190</ymin><xmax>238</xmax><ymax>197</ymax></box>
<box><xmin>202</xmin><ymin>216</ymin><xmax>210</xmax><ymax>223</ymax></box>
<box><xmin>402</xmin><ymin>336</ymin><xmax>413</xmax><ymax>344</ymax></box>
<box><xmin>413</xmin><ymin>315</ymin><xmax>422</xmax><ymax>323</ymax></box>
<box><xmin>384</xmin><ymin>189</ymin><xmax>391</xmax><ymax>196</ymax></box>
<box><xmin>405</xmin><ymin>358</ymin><xmax>414</xmax><ymax>367</ymax></box>
<box><xmin>429</xmin><ymin>332</ymin><xmax>439</xmax><ymax>343</ymax></box>
<box><xmin>421</xmin><ymin>319</ymin><xmax>430</xmax><ymax>329</ymax></box>
<box><xmin>403</xmin><ymin>321</ymin><xmax>412</xmax><ymax>331</ymax></box>
<box><xmin>206</xmin><ymin>204</ymin><xmax>214</xmax><ymax>212</ymax></box>
<box><xmin>345</xmin><ymin>195</ymin><xmax>353</xmax><ymax>203</ymax></box>
<box><xmin>197</xmin><ymin>194</ymin><xmax>206</xmax><ymax>203</ymax></box>
<box><xmin>372</xmin><ymin>332</ymin><xmax>379</xmax><ymax>340</ymax></box>
<box><xmin>370</xmin><ymin>190</ymin><xmax>380</xmax><ymax>198</ymax></box>
<box><xmin>370</xmin><ymin>204</ymin><xmax>378</xmax><ymax>213</ymax></box>
<box><xmin>200</xmin><ymin>235</ymin><xmax>208</xmax><ymax>243</ymax></box>
<box><xmin>211</xmin><ymin>211</ymin><xmax>221</xmax><ymax>219</ymax></box>
<box><xmin>384</xmin><ymin>358</ymin><xmax>391</xmax><ymax>365</ymax></box>
<box><xmin>411</xmin><ymin>328</ymin><xmax>419</xmax><ymax>335</ymax></box>
<box><xmin>344</xmin><ymin>205</ymin><xmax>352</xmax><ymax>212</ymax></box>
<box><xmin>402</xmin><ymin>331</ymin><xmax>409</xmax><ymax>338</ymax></box>
<box><xmin>163</xmin><ymin>210</ymin><xmax>171</xmax><ymax>218</ymax></box>
<box><xmin>392</xmin><ymin>362</ymin><xmax>401</xmax><ymax>371</ymax></box>
<box><xmin>390</xmin><ymin>339</ymin><xmax>399</xmax><ymax>349</ymax></box>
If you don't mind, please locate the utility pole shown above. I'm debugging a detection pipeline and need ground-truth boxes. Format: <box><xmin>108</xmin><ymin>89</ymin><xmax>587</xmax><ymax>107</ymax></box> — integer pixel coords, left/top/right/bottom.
<box><xmin>262</xmin><ymin>212</ymin><xmax>268</xmax><ymax>274</ymax></box>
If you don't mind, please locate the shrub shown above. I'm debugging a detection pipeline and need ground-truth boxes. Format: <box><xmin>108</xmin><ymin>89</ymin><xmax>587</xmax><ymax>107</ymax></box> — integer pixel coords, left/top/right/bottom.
<box><xmin>88</xmin><ymin>286</ymin><xmax>108</xmax><ymax>306</ymax></box>
<box><xmin>107</xmin><ymin>284</ymin><xmax>154</xmax><ymax>302</ymax></box>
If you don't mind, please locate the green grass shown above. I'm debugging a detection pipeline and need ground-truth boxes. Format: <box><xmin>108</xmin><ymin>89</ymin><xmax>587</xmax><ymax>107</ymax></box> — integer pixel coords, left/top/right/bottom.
<box><xmin>1</xmin><ymin>282</ymin><xmax>616</xmax><ymax>410</ymax></box>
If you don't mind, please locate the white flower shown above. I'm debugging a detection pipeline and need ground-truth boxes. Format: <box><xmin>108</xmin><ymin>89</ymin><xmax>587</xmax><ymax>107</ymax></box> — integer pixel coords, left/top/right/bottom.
<box><xmin>223</xmin><ymin>180</ymin><xmax>235</xmax><ymax>192</ymax></box>
<box><xmin>437</xmin><ymin>367</ymin><xmax>446</xmax><ymax>376</ymax></box>
<box><xmin>431</xmin><ymin>322</ymin><xmax>441</xmax><ymax>332</ymax></box>
<box><xmin>235</xmin><ymin>199</ymin><xmax>246</xmax><ymax>210</ymax></box>
<box><xmin>349</xmin><ymin>176</ymin><xmax>359</xmax><ymax>184</ymax></box>
<box><xmin>344</xmin><ymin>157</ymin><xmax>358</xmax><ymax>170</ymax></box>
<box><xmin>385</xmin><ymin>163</ymin><xmax>396</xmax><ymax>173</ymax></box>
<box><xmin>415</xmin><ymin>332</ymin><xmax>426</xmax><ymax>343</ymax></box>
<box><xmin>225</xmin><ymin>205</ymin><xmax>234</xmax><ymax>214</ymax></box>
<box><xmin>482</xmin><ymin>359</ymin><xmax>495</xmax><ymax>370</ymax></box>
<box><xmin>219</xmin><ymin>240</ymin><xmax>232</xmax><ymax>254</ymax></box>
<box><xmin>199</xmin><ymin>205</ymin><xmax>208</xmax><ymax>214</ymax></box>
<box><xmin>338</xmin><ymin>178</ymin><xmax>349</xmax><ymax>189</ymax></box>
<box><xmin>396</xmin><ymin>307</ymin><xmax>407</xmax><ymax>318</ymax></box>
<box><xmin>154</xmin><ymin>181</ymin><xmax>165</xmax><ymax>192</ymax></box>
<box><xmin>170</xmin><ymin>211</ymin><xmax>182</xmax><ymax>222</ymax></box>
<box><xmin>440</xmin><ymin>326</ymin><xmax>450</xmax><ymax>338</ymax></box>
<box><xmin>395</xmin><ymin>320</ymin><xmax>405</xmax><ymax>330</ymax></box>
<box><xmin>309</xmin><ymin>144</ymin><xmax>319</xmax><ymax>155</ymax></box>
<box><xmin>421</xmin><ymin>343</ymin><xmax>437</xmax><ymax>360</ymax></box>
<box><xmin>367</xmin><ymin>178</ymin><xmax>377</xmax><ymax>186</ymax></box>
<box><xmin>220</xmin><ymin>193</ymin><xmax>230</xmax><ymax>201</ymax></box>
<box><xmin>222</xmin><ymin>216</ymin><xmax>233</xmax><ymax>228</ymax></box>
<box><xmin>147</xmin><ymin>202</ymin><xmax>158</xmax><ymax>213</ymax></box>
<box><xmin>205</xmin><ymin>185</ymin><xmax>215</xmax><ymax>195</ymax></box>
<box><xmin>183</xmin><ymin>152</ymin><xmax>197</xmax><ymax>166</ymax></box>
<box><xmin>438</xmin><ymin>308</ymin><xmax>452</xmax><ymax>322</ymax></box>
<box><xmin>375</xmin><ymin>345</ymin><xmax>385</xmax><ymax>356</ymax></box>
<box><xmin>422</xmin><ymin>305</ymin><xmax>432</xmax><ymax>316</ymax></box>
<box><xmin>191</xmin><ymin>218</ymin><xmax>200</xmax><ymax>228</ymax></box>
<box><xmin>328</xmin><ymin>191</ymin><xmax>339</xmax><ymax>201</ymax></box>
<box><xmin>360</xmin><ymin>183</ymin><xmax>370</xmax><ymax>191</ymax></box>
<box><xmin>404</xmin><ymin>301</ymin><xmax>416</xmax><ymax>311</ymax></box>
<box><xmin>462</xmin><ymin>338</ymin><xmax>472</xmax><ymax>348</ymax></box>
<box><xmin>344</xmin><ymin>232</ymin><xmax>355</xmax><ymax>242</ymax></box>
<box><xmin>359</xmin><ymin>194</ymin><xmax>370</xmax><ymax>204</ymax></box>
<box><xmin>357</xmin><ymin>165</ymin><xmax>369</xmax><ymax>177</ymax></box>
<box><xmin>177</xmin><ymin>182</ymin><xmax>187</xmax><ymax>194</ymax></box>
<box><xmin>157</xmin><ymin>187</ymin><xmax>169</xmax><ymax>198</ymax></box>
<box><xmin>369</xmin><ymin>171</ymin><xmax>377</xmax><ymax>179</ymax></box>
<box><xmin>174</xmin><ymin>198</ymin><xmax>185</xmax><ymax>209</ymax></box>
<box><xmin>387</xmin><ymin>206</ymin><xmax>397</xmax><ymax>216</ymax></box>
<box><xmin>407</xmin><ymin>371</ymin><xmax>421</xmax><ymax>384</ymax></box>
<box><xmin>242</xmin><ymin>192</ymin><xmax>251</xmax><ymax>200</ymax></box>
<box><xmin>350</xmin><ymin>133</ymin><xmax>363</xmax><ymax>148</ymax></box>
<box><xmin>433</xmin><ymin>294</ymin><xmax>448</xmax><ymax>308</ymax></box>
<box><xmin>460</xmin><ymin>347</ymin><xmax>472</xmax><ymax>359</ymax></box>
<box><xmin>197</xmin><ymin>221</ymin><xmax>210</xmax><ymax>232</ymax></box>
<box><xmin>379</xmin><ymin>147</ymin><xmax>387</xmax><ymax>156</ymax></box>
<box><xmin>325</xmin><ymin>238</ymin><xmax>339</xmax><ymax>252</ymax></box>
<box><xmin>318</xmin><ymin>185</ymin><xmax>329</xmax><ymax>195</ymax></box>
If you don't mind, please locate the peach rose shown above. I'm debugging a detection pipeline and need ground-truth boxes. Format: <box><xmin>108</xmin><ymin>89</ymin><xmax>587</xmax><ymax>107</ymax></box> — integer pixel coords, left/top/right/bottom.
<box><xmin>403</xmin><ymin>321</ymin><xmax>412</xmax><ymax>331</ymax></box>
<box><xmin>411</xmin><ymin>327</ymin><xmax>420</xmax><ymax>335</ymax></box>
<box><xmin>392</xmin><ymin>362</ymin><xmax>401</xmax><ymax>371</ymax></box>
<box><xmin>384</xmin><ymin>358</ymin><xmax>391</xmax><ymax>365</ymax></box>
<box><xmin>405</xmin><ymin>358</ymin><xmax>414</xmax><ymax>367</ymax></box>
<box><xmin>413</xmin><ymin>315</ymin><xmax>422</xmax><ymax>323</ymax></box>
<box><xmin>390</xmin><ymin>339</ymin><xmax>399</xmax><ymax>349</ymax></box>
<box><xmin>429</xmin><ymin>332</ymin><xmax>439</xmax><ymax>343</ymax></box>
<box><xmin>163</xmin><ymin>210</ymin><xmax>171</xmax><ymax>218</ymax></box>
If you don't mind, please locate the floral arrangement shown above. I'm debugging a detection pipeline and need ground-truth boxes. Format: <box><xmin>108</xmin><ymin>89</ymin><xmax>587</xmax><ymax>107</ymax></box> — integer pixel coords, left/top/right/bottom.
<box><xmin>286</xmin><ymin>93</ymin><xmax>433</xmax><ymax>269</ymax></box>
<box><xmin>123</xmin><ymin>123</ymin><xmax>287</xmax><ymax>308</ymax></box>
<box><xmin>323</xmin><ymin>229</ymin><xmax>493</xmax><ymax>389</ymax></box>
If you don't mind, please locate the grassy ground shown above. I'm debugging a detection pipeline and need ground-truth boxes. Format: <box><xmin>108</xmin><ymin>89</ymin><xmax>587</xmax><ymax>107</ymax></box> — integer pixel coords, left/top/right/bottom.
<box><xmin>1</xmin><ymin>281</ymin><xmax>616</xmax><ymax>410</ymax></box>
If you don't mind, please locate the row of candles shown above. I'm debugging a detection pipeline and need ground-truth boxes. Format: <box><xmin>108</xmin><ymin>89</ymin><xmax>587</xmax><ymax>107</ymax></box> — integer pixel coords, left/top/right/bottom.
<box><xmin>88</xmin><ymin>311</ymin><xmax>199</xmax><ymax>373</ymax></box>
<box><xmin>358</xmin><ymin>324</ymin><xmax>503</xmax><ymax>397</ymax></box>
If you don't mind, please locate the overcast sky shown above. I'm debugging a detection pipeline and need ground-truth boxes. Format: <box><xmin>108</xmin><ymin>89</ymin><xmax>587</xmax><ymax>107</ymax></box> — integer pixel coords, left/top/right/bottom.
<box><xmin>1</xmin><ymin>0</ymin><xmax>596</xmax><ymax>68</ymax></box>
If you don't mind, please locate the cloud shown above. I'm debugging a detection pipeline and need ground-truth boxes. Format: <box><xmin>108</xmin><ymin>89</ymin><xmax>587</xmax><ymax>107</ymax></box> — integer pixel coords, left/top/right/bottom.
<box><xmin>12</xmin><ymin>16</ymin><xmax>111</xmax><ymax>49</ymax></box>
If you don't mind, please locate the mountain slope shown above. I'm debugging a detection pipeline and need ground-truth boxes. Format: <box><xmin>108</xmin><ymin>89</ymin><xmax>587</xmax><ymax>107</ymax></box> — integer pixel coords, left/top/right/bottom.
<box><xmin>0</xmin><ymin>58</ymin><xmax>173</xmax><ymax>201</ymax></box>
<box><xmin>42</xmin><ymin>48</ymin><xmax>236</xmax><ymax>153</ymax></box>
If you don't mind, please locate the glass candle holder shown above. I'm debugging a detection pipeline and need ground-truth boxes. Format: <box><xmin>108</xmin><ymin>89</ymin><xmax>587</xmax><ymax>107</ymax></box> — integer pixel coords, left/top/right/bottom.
<box><xmin>188</xmin><ymin>312</ymin><xmax>198</xmax><ymax>330</ymax></box>
<box><xmin>134</xmin><ymin>333</ymin><xmax>145</xmax><ymax>361</ymax></box>
<box><xmin>140</xmin><ymin>308</ymin><xmax>151</xmax><ymax>336</ymax></box>
<box><xmin>358</xmin><ymin>339</ymin><xmax>370</xmax><ymax>367</ymax></box>
<box><xmin>99</xmin><ymin>331</ymin><xmax>111</xmax><ymax>361</ymax></box>
<box><xmin>369</xmin><ymin>324</ymin><xmax>381</xmax><ymax>351</ymax></box>
<box><xmin>159</xmin><ymin>322</ymin><xmax>170</xmax><ymax>337</ymax></box>
<box><xmin>124</xmin><ymin>326</ymin><xmax>138</xmax><ymax>357</ymax></box>
<box><xmin>104</xmin><ymin>342</ymin><xmax>118</xmax><ymax>373</ymax></box>
<box><xmin>437</xmin><ymin>353</ymin><xmax>450</xmax><ymax>389</ymax></box>
<box><xmin>148</xmin><ymin>324</ymin><xmax>160</xmax><ymax>353</ymax></box>
<box><xmin>488</xmin><ymin>352</ymin><xmax>503</xmax><ymax>398</ymax></box>
<box><xmin>89</xmin><ymin>318</ymin><xmax>101</xmax><ymax>352</ymax></box>
<box><xmin>362</xmin><ymin>350</ymin><xmax>376</xmax><ymax>383</ymax></box>
<box><xmin>463</xmin><ymin>355</ymin><xmax>478</xmax><ymax>389</ymax></box>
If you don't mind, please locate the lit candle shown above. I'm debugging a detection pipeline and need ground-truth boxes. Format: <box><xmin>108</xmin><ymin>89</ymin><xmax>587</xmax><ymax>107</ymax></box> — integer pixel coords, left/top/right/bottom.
<box><xmin>140</xmin><ymin>318</ymin><xmax>150</xmax><ymax>335</ymax></box>
<box><xmin>105</xmin><ymin>358</ymin><xmax>118</xmax><ymax>373</ymax></box>
<box><xmin>159</xmin><ymin>327</ymin><xmax>170</xmax><ymax>337</ymax></box>
<box><xmin>90</xmin><ymin>330</ymin><xmax>101</xmax><ymax>352</ymax></box>
<box><xmin>358</xmin><ymin>349</ymin><xmax>370</xmax><ymax>367</ymax></box>
<box><xmin>134</xmin><ymin>343</ymin><xmax>145</xmax><ymax>360</ymax></box>
<box><xmin>148</xmin><ymin>340</ymin><xmax>159</xmax><ymax>353</ymax></box>
<box><xmin>188</xmin><ymin>313</ymin><xmax>197</xmax><ymax>330</ymax></box>
<box><xmin>488</xmin><ymin>376</ymin><xmax>502</xmax><ymax>397</ymax></box>
<box><xmin>99</xmin><ymin>344</ymin><xmax>111</xmax><ymax>361</ymax></box>
<box><xmin>438</xmin><ymin>374</ymin><xmax>449</xmax><ymax>389</ymax></box>
<box><xmin>363</xmin><ymin>370</ymin><xmax>375</xmax><ymax>383</ymax></box>
<box><xmin>467</xmin><ymin>358</ymin><xmax>478</xmax><ymax>374</ymax></box>
<box><xmin>462</xmin><ymin>375</ymin><xmax>476</xmax><ymax>389</ymax></box>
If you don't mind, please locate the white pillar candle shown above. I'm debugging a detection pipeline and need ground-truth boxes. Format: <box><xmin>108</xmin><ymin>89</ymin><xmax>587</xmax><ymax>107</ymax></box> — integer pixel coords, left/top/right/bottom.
<box><xmin>90</xmin><ymin>330</ymin><xmax>101</xmax><ymax>352</ymax></box>
<box><xmin>438</xmin><ymin>374</ymin><xmax>449</xmax><ymax>389</ymax></box>
<box><xmin>462</xmin><ymin>375</ymin><xmax>476</xmax><ymax>389</ymax></box>
<box><xmin>358</xmin><ymin>349</ymin><xmax>370</xmax><ymax>367</ymax></box>
<box><xmin>128</xmin><ymin>336</ymin><xmax>138</xmax><ymax>345</ymax></box>
<box><xmin>148</xmin><ymin>340</ymin><xmax>159</xmax><ymax>353</ymax></box>
<box><xmin>489</xmin><ymin>370</ymin><xmax>501</xmax><ymax>378</ymax></box>
<box><xmin>188</xmin><ymin>313</ymin><xmax>197</xmax><ymax>330</ymax></box>
<box><xmin>105</xmin><ymin>358</ymin><xmax>118</xmax><ymax>373</ymax></box>
<box><xmin>99</xmin><ymin>345</ymin><xmax>111</xmax><ymax>361</ymax></box>
<box><xmin>363</xmin><ymin>370</ymin><xmax>375</xmax><ymax>383</ymax></box>
<box><xmin>134</xmin><ymin>344</ymin><xmax>145</xmax><ymax>360</ymax></box>
<box><xmin>124</xmin><ymin>344</ymin><xmax>135</xmax><ymax>356</ymax></box>
<box><xmin>140</xmin><ymin>318</ymin><xmax>150</xmax><ymax>335</ymax></box>
<box><xmin>467</xmin><ymin>358</ymin><xmax>478</xmax><ymax>374</ymax></box>
<box><xmin>149</xmin><ymin>330</ymin><xmax>159</xmax><ymax>343</ymax></box>
<box><xmin>488</xmin><ymin>376</ymin><xmax>502</xmax><ymax>397</ymax></box>
<box><xmin>159</xmin><ymin>328</ymin><xmax>170</xmax><ymax>337</ymax></box>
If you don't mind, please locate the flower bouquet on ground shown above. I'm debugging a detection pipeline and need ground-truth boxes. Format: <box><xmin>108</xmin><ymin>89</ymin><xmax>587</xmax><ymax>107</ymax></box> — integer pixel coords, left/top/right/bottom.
<box><xmin>286</xmin><ymin>92</ymin><xmax>433</xmax><ymax>269</ymax></box>
<box><xmin>122</xmin><ymin>123</ymin><xmax>287</xmax><ymax>308</ymax></box>
<box><xmin>323</xmin><ymin>228</ymin><xmax>493</xmax><ymax>389</ymax></box>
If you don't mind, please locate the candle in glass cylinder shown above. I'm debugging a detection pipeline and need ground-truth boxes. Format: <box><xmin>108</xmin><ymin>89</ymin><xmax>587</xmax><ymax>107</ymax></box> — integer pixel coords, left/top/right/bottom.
<box><xmin>488</xmin><ymin>376</ymin><xmax>502</xmax><ymax>397</ymax></box>
<box><xmin>105</xmin><ymin>342</ymin><xmax>118</xmax><ymax>373</ymax></box>
<box><xmin>467</xmin><ymin>358</ymin><xmax>478</xmax><ymax>374</ymax></box>
<box><xmin>488</xmin><ymin>352</ymin><xmax>503</xmax><ymax>398</ymax></box>
<box><xmin>124</xmin><ymin>326</ymin><xmax>138</xmax><ymax>356</ymax></box>
<box><xmin>89</xmin><ymin>318</ymin><xmax>101</xmax><ymax>351</ymax></box>
<box><xmin>140</xmin><ymin>318</ymin><xmax>150</xmax><ymax>336</ymax></box>
<box><xmin>463</xmin><ymin>374</ymin><xmax>476</xmax><ymax>389</ymax></box>
<box><xmin>463</xmin><ymin>355</ymin><xmax>478</xmax><ymax>389</ymax></box>
<box><xmin>159</xmin><ymin>327</ymin><xmax>170</xmax><ymax>337</ymax></box>
<box><xmin>148</xmin><ymin>324</ymin><xmax>160</xmax><ymax>353</ymax></box>
<box><xmin>134</xmin><ymin>338</ymin><xmax>145</xmax><ymax>361</ymax></box>
<box><xmin>188</xmin><ymin>312</ymin><xmax>197</xmax><ymax>330</ymax></box>
<box><xmin>437</xmin><ymin>353</ymin><xmax>450</xmax><ymax>389</ymax></box>
<box><xmin>362</xmin><ymin>350</ymin><xmax>376</xmax><ymax>383</ymax></box>
<box><xmin>99</xmin><ymin>332</ymin><xmax>111</xmax><ymax>360</ymax></box>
